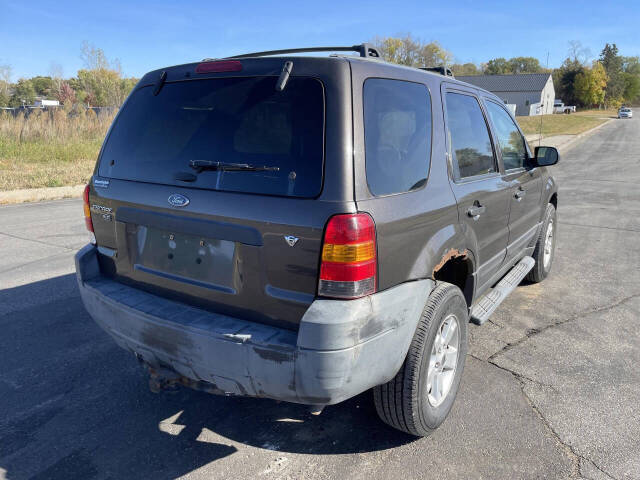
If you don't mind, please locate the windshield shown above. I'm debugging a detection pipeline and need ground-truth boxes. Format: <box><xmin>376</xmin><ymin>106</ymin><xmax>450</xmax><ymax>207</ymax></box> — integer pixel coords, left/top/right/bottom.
<box><xmin>98</xmin><ymin>76</ymin><xmax>325</xmax><ymax>198</ymax></box>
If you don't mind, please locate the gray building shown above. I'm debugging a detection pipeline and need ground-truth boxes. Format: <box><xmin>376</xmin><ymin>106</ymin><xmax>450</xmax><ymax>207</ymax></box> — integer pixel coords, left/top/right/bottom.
<box><xmin>456</xmin><ymin>73</ymin><xmax>555</xmax><ymax>116</ymax></box>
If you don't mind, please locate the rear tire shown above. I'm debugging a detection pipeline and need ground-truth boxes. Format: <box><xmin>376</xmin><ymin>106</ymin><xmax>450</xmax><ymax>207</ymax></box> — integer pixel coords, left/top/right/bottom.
<box><xmin>527</xmin><ymin>203</ymin><xmax>557</xmax><ymax>283</ymax></box>
<box><xmin>373</xmin><ymin>282</ymin><xmax>468</xmax><ymax>437</ymax></box>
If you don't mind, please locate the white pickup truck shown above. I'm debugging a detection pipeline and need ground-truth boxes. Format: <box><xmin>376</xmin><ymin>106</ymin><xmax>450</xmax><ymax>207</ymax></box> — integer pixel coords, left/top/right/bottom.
<box><xmin>554</xmin><ymin>100</ymin><xmax>576</xmax><ymax>114</ymax></box>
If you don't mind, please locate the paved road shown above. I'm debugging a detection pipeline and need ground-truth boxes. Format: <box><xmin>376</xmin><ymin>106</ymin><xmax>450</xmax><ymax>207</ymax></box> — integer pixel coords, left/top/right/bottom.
<box><xmin>1</xmin><ymin>118</ymin><xmax>639</xmax><ymax>480</ymax></box>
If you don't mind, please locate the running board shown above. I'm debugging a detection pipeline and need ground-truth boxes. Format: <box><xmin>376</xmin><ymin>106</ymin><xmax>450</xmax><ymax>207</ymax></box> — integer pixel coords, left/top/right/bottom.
<box><xmin>470</xmin><ymin>256</ymin><xmax>535</xmax><ymax>326</ymax></box>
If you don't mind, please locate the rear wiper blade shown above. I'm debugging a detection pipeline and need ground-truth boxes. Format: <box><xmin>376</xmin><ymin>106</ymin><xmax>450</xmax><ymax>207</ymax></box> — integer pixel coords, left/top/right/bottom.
<box><xmin>189</xmin><ymin>159</ymin><xmax>280</xmax><ymax>173</ymax></box>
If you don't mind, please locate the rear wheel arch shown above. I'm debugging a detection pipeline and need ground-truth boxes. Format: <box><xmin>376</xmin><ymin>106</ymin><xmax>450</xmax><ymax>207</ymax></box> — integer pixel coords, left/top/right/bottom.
<box><xmin>416</xmin><ymin>224</ymin><xmax>478</xmax><ymax>307</ymax></box>
<box><xmin>432</xmin><ymin>249</ymin><xmax>475</xmax><ymax>307</ymax></box>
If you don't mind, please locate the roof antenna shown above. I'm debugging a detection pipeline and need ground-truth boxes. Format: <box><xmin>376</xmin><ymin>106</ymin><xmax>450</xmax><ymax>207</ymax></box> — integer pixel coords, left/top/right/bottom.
<box><xmin>276</xmin><ymin>61</ymin><xmax>293</xmax><ymax>91</ymax></box>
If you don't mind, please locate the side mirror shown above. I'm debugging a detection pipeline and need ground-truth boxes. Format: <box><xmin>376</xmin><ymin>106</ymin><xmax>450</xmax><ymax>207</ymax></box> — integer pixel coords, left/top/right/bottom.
<box><xmin>534</xmin><ymin>146</ymin><xmax>559</xmax><ymax>167</ymax></box>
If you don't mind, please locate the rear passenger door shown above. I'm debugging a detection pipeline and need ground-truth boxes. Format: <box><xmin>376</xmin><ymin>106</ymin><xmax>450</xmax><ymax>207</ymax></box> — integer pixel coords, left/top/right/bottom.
<box><xmin>483</xmin><ymin>99</ymin><xmax>542</xmax><ymax>263</ymax></box>
<box><xmin>443</xmin><ymin>87</ymin><xmax>511</xmax><ymax>294</ymax></box>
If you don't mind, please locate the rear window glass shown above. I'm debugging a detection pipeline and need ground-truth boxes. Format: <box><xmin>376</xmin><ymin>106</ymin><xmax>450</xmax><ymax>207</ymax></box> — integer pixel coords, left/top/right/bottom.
<box><xmin>363</xmin><ymin>78</ymin><xmax>432</xmax><ymax>196</ymax></box>
<box><xmin>98</xmin><ymin>77</ymin><xmax>324</xmax><ymax>198</ymax></box>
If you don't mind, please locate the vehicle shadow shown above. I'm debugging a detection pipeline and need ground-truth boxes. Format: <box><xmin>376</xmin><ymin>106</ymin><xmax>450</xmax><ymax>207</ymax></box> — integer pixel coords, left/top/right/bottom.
<box><xmin>0</xmin><ymin>274</ymin><xmax>413</xmax><ymax>480</ymax></box>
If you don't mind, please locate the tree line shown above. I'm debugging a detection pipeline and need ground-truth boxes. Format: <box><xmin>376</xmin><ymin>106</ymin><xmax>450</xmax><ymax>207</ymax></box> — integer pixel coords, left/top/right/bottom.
<box><xmin>0</xmin><ymin>42</ymin><xmax>137</xmax><ymax>108</ymax></box>
<box><xmin>553</xmin><ymin>43</ymin><xmax>639</xmax><ymax>108</ymax></box>
<box><xmin>1</xmin><ymin>37</ymin><xmax>638</xmax><ymax>110</ymax></box>
<box><xmin>375</xmin><ymin>36</ymin><xmax>639</xmax><ymax>108</ymax></box>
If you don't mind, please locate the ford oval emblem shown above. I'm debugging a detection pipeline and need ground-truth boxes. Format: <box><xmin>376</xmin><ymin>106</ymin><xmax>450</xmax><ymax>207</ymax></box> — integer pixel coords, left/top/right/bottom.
<box><xmin>168</xmin><ymin>193</ymin><xmax>189</xmax><ymax>208</ymax></box>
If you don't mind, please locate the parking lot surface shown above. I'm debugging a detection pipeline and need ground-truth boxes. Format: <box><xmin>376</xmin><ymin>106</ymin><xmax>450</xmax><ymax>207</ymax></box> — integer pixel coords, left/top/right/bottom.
<box><xmin>1</xmin><ymin>118</ymin><xmax>639</xmax><ymax>479</ymax></box>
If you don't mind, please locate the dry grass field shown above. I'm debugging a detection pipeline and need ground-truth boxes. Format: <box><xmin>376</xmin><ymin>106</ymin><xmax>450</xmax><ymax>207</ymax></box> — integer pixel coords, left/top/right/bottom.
<box><xmin>0</xmin><ymin>108</ymin><xmax>114</xmax><ymax>191</ymax></box>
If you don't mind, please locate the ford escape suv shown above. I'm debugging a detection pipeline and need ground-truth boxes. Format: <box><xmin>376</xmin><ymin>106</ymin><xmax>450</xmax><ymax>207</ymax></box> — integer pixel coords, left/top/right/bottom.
<box><xmin>76</xmin><ymin>44</ymin><xmax>559</xmax><ymax>437</ymax></box>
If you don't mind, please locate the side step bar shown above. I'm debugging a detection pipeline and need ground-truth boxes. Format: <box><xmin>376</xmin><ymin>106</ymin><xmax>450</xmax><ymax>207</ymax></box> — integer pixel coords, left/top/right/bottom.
<box><xmin>470</xmin><ymin>256</ymin><xmax>535</xmax><ymax>325</ymax></box>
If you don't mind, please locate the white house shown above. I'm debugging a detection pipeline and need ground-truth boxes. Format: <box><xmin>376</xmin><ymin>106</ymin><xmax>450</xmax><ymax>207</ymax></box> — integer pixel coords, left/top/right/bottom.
<box><xmin>456</xmin><ymin>73</ymin><xmax>555</xmax><ymax>116</ymax></box>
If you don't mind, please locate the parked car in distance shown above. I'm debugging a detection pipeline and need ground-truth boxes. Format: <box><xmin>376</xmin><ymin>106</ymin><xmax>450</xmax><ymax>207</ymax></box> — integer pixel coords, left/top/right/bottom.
<box><xmin>554</xmin><ymin>100</ymin><xmax>576</xmax><ymax>114</ymax></box>
<box><xmin>618</xmin><ymin>107</ymin><xmax>633</xmax><ymax>118</ymax></box>
<box><xmin>76</xmin><ymin>43</ymin><xmax>560</xmax><ymax>437</ymax></box>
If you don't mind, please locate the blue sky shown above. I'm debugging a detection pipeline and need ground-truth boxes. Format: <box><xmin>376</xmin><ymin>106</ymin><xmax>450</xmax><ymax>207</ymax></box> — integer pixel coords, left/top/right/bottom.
<box><xmin>1</xmin><ymin>0</ymin><xmax>639</xmax><ymax>79</ymax></box>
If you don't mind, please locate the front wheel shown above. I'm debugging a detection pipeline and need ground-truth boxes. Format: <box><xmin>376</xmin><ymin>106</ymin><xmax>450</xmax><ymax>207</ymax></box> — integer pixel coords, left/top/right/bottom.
<box><xmin>373</xmin><ymin>282</ymin><xmax>468</xmax><ymax>437</ymax></box>
<box><xmin>527</xmin><ymin>203</ymin><xmax>557</xmax><ymax>283</ymax></box>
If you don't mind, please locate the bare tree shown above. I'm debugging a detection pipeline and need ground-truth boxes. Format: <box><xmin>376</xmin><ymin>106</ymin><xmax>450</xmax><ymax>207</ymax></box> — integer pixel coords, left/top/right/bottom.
<box><xmin>49</xmin><ymin>62</ymin><xmax>64</xmax><ymax>79</ymax></box>
<box><xmin>49</xmin><ymin>62</ymin><xmax>64</xmax><ymax>100</ymax></box>
<box><xmin>0</xmin><ymin>63</ymin><xmax>12</xmax><ymax>105</ymax></box>
<box><xmin>568</xmin><ymin>40</ymin><xmax>591</xmax><ymax>65</ymax></box>
<box><xmin>0</xmin><ymin>63</ymin><xmax>10</xmax><ymax>83</ymax></box>
<box><xmin>81</xmin><ymin>41</ymin><xmax>111</xmax><ymax>71</ymax></box>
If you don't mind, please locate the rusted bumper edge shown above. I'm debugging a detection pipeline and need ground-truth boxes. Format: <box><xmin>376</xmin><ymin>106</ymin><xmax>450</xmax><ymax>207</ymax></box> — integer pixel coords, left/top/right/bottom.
<box><xmin>75</xmin><ymin>244</ymin><xmax>433</xmax><ymax>406</ymax></box>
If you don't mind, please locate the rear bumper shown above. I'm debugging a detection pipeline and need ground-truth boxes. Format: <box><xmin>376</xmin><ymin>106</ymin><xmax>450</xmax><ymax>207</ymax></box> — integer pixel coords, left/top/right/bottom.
<box><xmin>76</xmin><ymin>244</ymin><xmax>432</xmax><ymax>405</ymax></box>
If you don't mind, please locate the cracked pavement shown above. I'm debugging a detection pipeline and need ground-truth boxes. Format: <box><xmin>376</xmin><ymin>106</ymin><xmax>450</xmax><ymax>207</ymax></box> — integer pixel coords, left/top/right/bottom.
<box><xmin>1</xmin><ymin>118</ymin><xmax>639</xmax><ymax>479</ymax></box>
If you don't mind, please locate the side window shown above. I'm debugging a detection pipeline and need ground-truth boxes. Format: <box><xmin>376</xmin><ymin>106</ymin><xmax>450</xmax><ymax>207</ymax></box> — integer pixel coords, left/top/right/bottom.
<box><xmin>364</xmin><ymin>79</ymin><xmax>432</xmax><ymax>196</ymax></box>
<box><xmin>445</xmin><ymin>92</ymin><xmax>496</xmax><ymax>179</ymax></box>
<box><xmin>485</xmin><ymin>101</ymin><xmax>527</xmax><ymax>170</ymax></box>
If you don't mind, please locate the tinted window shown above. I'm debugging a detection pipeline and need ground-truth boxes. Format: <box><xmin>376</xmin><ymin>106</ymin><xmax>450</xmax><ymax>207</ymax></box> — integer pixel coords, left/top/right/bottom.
<box><xmin>364</xmin><ymin>79</ymin><xmax>431</xmax><ymax>195</ymax></box>
<box><xmin>99</xmin><ymin>77</ymin><xmax>324</xmax><ymax>198</ymax></box>
<box><xmin>445</xmin><ymin>92</ymin><xmax>495</xmax><ymax>179</ymax></box>
<box><xmin>485</xmin><ymin>101</ymin><xmax>527</xmax><ymax>170</ymax></box>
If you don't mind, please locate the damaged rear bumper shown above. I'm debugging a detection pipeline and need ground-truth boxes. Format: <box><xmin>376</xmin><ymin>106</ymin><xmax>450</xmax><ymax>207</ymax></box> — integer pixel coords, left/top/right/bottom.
<box><xmin>76</xmin><ymin>244</ymin><xmax>432</xmax><ymax>406</ymax></box>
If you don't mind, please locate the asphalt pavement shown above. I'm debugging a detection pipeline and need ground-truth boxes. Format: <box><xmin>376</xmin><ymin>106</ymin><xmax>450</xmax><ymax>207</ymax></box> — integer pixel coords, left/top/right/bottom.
<box><xmin>1</xmin><ymin>117</ymin><xmax>638</xmax><ymax>480</ymax></box>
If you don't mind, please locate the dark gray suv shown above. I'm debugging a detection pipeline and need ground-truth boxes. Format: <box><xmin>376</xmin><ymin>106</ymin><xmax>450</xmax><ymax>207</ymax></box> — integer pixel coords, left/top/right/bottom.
<box><xmin>76</xmin><ymin>44</ymin><xmax>559</xmax><ymax>437</ymax></box>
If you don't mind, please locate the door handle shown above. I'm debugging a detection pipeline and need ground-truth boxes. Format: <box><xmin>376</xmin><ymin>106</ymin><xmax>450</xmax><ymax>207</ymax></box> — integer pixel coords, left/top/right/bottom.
<box><xmin>514</xmin><ymin>187</ymin><xmax>525</xmax><ymax>201</ymax></box>
<box><xmin>467</xmin><ymin>203</ymin><xmax>486</xmax><ymax>220</ymax></box>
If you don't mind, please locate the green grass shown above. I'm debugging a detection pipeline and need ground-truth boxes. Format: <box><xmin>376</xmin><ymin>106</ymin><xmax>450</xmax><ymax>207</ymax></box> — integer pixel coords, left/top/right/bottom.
<box><xmin>572</xmin><ymin>108</ymin><xmax>619</xmax><ymax>118</ymax></box>
<box><xmin>0</xmin><ymin>139</ymin><xmax>101</xmax><ymax>190</ymax></box>
<box><xmin>0</xmin><ymin>110</ymin><xmax>113</xmax><ymax>191</ymax></box>
<box><xmin>516</xmin><ymin>114</ymin><xmax>608</xmax><ymax>137</ymax></box>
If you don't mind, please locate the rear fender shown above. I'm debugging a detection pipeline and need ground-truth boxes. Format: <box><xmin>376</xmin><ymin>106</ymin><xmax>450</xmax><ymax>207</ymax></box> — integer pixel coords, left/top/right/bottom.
<box><xmin>409</xmin><ymin>223</ymin><xmax>478</xmax><ymax>282</ymax></box>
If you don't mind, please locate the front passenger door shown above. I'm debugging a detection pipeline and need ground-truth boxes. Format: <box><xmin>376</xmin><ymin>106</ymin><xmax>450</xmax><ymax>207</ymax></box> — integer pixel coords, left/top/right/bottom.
<box><xmin>443</xmin><ymin>89</ymin><xmax>511</xmax><ymax>295</ymax></box>
<box><xmin>484</xmin><ymin>100</ymin><xmax>542</xmax><ymax>264</ymax></box>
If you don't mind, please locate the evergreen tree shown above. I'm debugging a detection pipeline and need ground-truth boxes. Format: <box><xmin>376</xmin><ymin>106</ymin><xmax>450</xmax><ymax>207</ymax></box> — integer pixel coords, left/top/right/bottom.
<box><xmin>599</xmin><ymin>44</ymin><xmax>624</xmax><ymax>105</ymax></box>
<box><xmin>553</xmin><ymin>58</ymin><xmax>584</xmax><ymax>106</ymax></box>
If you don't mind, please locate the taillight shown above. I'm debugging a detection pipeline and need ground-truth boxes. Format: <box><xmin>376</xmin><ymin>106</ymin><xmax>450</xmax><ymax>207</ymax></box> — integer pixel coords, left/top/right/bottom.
<box><xmin>195</xmin><ymin>60</ymin><xmax>242</xmax><ymax>74</ymax></box>
<box><xmin>318</xmin><ymin>213</ymin><xmax>377</xmax><ymax>299</ymax></box>
<box><xmin>83</xmin><ymin>184</ymin><xmax>96</xmax><ymax>244</ymax></box>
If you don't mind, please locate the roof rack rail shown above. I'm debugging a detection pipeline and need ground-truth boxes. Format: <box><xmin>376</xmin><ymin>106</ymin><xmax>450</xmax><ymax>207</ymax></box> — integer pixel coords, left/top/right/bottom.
<box><xmin>224</xmin><ymin>43</ymin><xmax>381</xmax><ymax>59</ymax></box>
<box><xmin>419</xmin><ymin>66</ymin><xmax>454</xmax><ymax>77</ymax></box>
